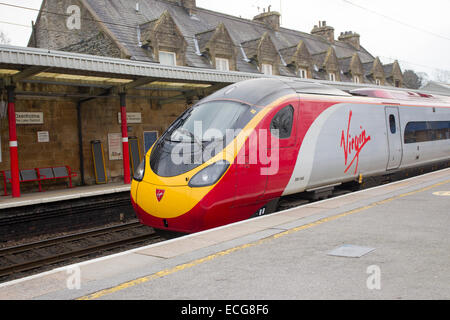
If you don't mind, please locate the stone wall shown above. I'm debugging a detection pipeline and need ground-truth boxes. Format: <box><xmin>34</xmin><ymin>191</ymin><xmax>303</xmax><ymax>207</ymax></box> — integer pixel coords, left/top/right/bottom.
<box><xmin>257</xmin><ymin>34</ymin><xmax>280</xmax><ymax>75</ymax></box>
<box><xmin>32</xmin><ymin>0</ymin><xmax>122</xmax><ymax>58</ymax></box>
<box><xmin>207</xmin><ymin>24</ymin><xmax>237</xmax><ymax>71</ymax></box>
<box><xmin>80</xmin><ymin>89</ymin><xmax>187</xmax><ymax>185</ymax></box>
<box><xmin>0</xmin><ymin>83</ymin><xmax>79</xmax><ymax>192</ymax></box>
<box><xmin>0</xmin><ymin>83</ymin><xmax>188</xmax><ymax>193</ymax></box>
<box><xmin>142</xmin><ymin>11</ymin><xmax>188</xmax><ymax>66</ymax></box>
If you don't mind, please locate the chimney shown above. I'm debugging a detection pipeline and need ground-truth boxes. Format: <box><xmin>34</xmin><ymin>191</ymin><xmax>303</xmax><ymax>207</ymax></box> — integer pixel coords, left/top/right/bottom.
<box><xmin>253</xmin><ymin>7</ymin><xmax>281</xmax><ymax>31</ymax></box>
<box><xmin>338</xmin><ymin>31</ymin><xmax>360</xmax><ymax>50</ymax></box>
<box><xmin>311</xmin><ymin>21</ymin><xmax>335</xmax><ymax>43</ymax></box>
<box><xmin>182</xmin><ymin>0</ymin><xmax>196</xmax><ymax>14</ymax></box>
<box><xmin>167</xmin><ymin>0</ymin><xmax>196</xmax><ymax>15</ymax></box>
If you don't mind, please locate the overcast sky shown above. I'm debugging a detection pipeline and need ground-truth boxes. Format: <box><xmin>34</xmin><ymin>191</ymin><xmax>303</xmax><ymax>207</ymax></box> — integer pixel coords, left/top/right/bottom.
<box><xmin>0</xmin><ymin>0</ymin><xmax>449</xmax><ymax>81</ymax></box>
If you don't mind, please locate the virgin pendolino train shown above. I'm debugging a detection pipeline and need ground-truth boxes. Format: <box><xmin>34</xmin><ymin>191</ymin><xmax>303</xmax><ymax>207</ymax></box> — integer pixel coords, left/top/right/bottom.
<box><xmin>131</xmin><ymin>78</ymin><xmax>450</xmax><ymax>234</ymax></box>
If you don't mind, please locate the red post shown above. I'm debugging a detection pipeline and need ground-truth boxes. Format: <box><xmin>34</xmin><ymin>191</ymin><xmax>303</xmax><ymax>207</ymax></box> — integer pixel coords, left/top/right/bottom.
<box><xmin>7</xmin><ymin>86</ymin><xmax>20</xmax><ymax>197</ymax></box>
<box><xmin>120</xmin><ymin>93</ymin><xmax>131</xmax><ymax>184</ymax></box>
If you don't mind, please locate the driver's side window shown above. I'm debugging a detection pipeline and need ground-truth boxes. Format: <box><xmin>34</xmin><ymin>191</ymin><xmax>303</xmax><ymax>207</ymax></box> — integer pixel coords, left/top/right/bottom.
<box><xmin>270</xmin><ymin>105</ymin><xmax>294</xmax><ymax>139</ymax></box>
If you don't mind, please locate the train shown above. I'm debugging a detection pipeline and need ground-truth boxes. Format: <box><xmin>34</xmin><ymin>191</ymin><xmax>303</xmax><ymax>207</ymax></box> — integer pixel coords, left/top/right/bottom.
<box><xmin>131</xmin><ymin>78</ymin><xmax>450</xmax><ymax>234</ymax></box>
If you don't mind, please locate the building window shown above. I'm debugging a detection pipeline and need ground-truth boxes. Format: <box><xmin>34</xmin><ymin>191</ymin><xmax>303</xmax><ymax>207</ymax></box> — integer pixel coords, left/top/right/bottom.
<box><xmin>159</xmin><ymin>51</ymin><xmax>177</xmax><ymax>66</ymax></box>
<box><xmin>404</xmin><ymin>121</ymin><xmax>450</xmax><ymax>144</ymax></box>
<box><xmin>216</xmin><ymin>57</ymin><xmax>230</xmax><ymax>71</ymax></box>
<box><xmin>299</xmin><ymin>68</ymin><xmax>308</xmax><ymax>79</ymax></box>
<box><xmin>329</xmin><ymin>73</ymin><xmax>336</xmax><ymax>81</ymax></box>
<box><xmin>375</xmin><ymin>78</ymin><xmax>381</xmax><ymax>86</ymax></box>
<box><xmin>261</xmin><ymin>63</ymin><xmax>273</xmax><ymax>75</ymax></box>
<box><xmin>395</xmin><ymin>79</ymin><xmax>401</xmax><ymax>88</ymax></box>
<box><xmin>353</xmin><ymin>75</ymin><xmax>360</xmax><ymax>84</ymax></box>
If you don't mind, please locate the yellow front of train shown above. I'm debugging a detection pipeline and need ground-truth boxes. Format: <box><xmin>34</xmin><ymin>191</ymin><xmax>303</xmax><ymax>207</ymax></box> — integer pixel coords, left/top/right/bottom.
<box><xmin>130</xmin><ymin>98</ymin><xmax>263</xmax><ymax>233</ymax></box>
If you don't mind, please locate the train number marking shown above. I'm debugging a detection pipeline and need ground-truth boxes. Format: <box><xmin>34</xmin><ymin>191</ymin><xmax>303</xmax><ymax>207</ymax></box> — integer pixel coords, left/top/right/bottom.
<box><xmin>256</xmin><ymin>208</ymin><xmax>266</xmax><ymax>216</ymax></box>
<box><xmin>340</xmin><ymin>110</ymin><xmax>371</xmax><ymax>174</ymax></box>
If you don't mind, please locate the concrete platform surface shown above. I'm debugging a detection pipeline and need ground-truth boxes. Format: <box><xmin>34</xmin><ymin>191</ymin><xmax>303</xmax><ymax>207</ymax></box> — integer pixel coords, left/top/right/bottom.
<box><xmin>0</xmin><ymin>168</ymin><xmax>449</xmax><ymax>300</ymax></box>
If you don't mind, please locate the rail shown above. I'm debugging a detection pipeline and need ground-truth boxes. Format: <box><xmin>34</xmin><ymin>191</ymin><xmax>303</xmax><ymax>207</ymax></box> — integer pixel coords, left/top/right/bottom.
<box><xmin>0</xmin><ymin>221</ymin><xmax>162</xmax><ymax>281</ymax></box>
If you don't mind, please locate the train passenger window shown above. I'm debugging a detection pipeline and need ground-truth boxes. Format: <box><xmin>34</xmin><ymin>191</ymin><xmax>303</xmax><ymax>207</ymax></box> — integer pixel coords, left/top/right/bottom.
<box><xmin>404</xmin><ymin>121</ymin><xmax>450</xmax><ymax>143</ymax></box>
<box><xmin>389</xmin><ymin>115</ymin><xmax>396</xmax><ymax>134</ymax></box>
<box><xmin>270</xmin><ymin>105</ymin><xmax>294</xmax><ymax>139</ymax></box>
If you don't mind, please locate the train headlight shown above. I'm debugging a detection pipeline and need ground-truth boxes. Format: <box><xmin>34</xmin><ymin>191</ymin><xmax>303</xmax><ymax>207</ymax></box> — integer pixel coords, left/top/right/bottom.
<box><xmin>133</xmin><ymin>159</ymin><xmax>146</xmax><ymax>181</ymax></box>
<box><xmin>188</xmin><ymin>160</ymin><xmax>230</xmax><ymax>188</ymax></box>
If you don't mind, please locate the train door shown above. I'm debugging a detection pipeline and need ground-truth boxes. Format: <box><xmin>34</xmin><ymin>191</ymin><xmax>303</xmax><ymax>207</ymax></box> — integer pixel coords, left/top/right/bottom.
<box><xmin>233</xmin><ymin>131</ymin><xmax>267</xmax><ymax>204</ymax></box>
<box><xmin>233</xmin><ymin>100</ymin><xmax>299</xmax><ymax>206</ymax></box>
<box><xmin>385</xmin><ymin>106</ymin><xmax>403</xmax><ymax>170</ymax></box>
<box><xmin>262</xmin><ymin>100</ymin><xmax>300</xmax><ymax>199</ymax></box>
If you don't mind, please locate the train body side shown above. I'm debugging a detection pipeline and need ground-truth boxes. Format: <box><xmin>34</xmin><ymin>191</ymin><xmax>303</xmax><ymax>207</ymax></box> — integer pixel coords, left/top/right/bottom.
<box><xmin>283</xmin><ymin>96</ymin><xmax>450</xmax><ymax>195</ymax></box>
<box><xmin>399</xmin><ymin>105</ymin><xmax>450</xmax><ymax>168</ymax></box>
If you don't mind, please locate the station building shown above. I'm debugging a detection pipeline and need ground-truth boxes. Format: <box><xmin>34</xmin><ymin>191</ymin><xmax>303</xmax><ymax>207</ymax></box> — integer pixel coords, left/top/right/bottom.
<box><xmin>0</xmin><ymin>0</ymin><xmax>410</xmax><ymax>197</ymax></box>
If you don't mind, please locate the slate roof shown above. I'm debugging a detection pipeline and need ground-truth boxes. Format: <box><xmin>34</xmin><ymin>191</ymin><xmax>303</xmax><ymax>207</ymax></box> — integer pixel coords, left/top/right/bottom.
<box><xmin>421</xmin><ymin>81</ymin><xmax>450</xmax><ymax>95</ymax></box>
<box><xmin>362</xmin><ymin>61</ymin><xmax>374</xmax><ymax>76</ymax></box>
<box><xmin>338</xmin><ymin>56</ymin><xmax>353</xmax><ymax>74</ymax></box>
<box><xmin>83</xmin><ymin>0</ymin><xmax>383</xmax><ymax>80</ymax></box>
<box><xmin>383</xmin><ymin>63</ymin><xmax>394</xmax><ymax>77</ymax></box>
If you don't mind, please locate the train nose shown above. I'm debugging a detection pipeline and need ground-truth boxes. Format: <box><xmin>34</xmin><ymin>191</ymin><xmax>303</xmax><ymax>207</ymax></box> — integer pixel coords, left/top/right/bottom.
<box><xmin>131</xmin><ymin>179</ymin><xmax>207</xmax><ymax>233</ymax></box>
<box><xmin>134</xmin><ymin>180</ymin><xmax>196</xmax><ymax>218</ymax></box>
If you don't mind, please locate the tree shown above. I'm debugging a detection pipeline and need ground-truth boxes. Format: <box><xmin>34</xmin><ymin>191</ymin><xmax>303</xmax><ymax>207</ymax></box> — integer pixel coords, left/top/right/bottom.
<box><xmin>0</xmin><ymin>30</ymin><xmax>10</xmax><ymax>45</ymax></box>
<box><xmin>433</xmin><ymin>70</ymin><xmax>450</xmax><ymax>84</ymax></box>
<box><xmin>403</xmin><ymin>69</ymin><xmax>422</xmax><ymax>89</ymax></box>
<box><xmin>417</xmin><ymin>72</ymin><xmax>430</xmax><ymax>86</ymax></box>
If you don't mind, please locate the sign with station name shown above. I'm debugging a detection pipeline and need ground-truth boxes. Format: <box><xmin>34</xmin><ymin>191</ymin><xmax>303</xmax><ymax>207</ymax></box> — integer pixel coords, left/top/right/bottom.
<box><xmin>118</xmin><ymin>112</ymin><xmax>142</xmax><ymax>124</ymax></box>
<box><xmin>16</xmin><ymin>112</ymin><xmax>44</xmax><ymax>124</ymax></box>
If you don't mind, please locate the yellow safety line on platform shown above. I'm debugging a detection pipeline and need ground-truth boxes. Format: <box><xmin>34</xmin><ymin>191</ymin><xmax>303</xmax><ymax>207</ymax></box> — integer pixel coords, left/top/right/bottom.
<box><xmin>77</xmin><ymin>178</ymin><xmax>450</xmax><ymax>300</ymax></box>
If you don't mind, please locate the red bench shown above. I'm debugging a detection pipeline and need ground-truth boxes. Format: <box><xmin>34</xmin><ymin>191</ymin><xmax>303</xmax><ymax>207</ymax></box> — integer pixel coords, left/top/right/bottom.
<box><xmin>1</xmin><ymin>166</ymin><xmax>77</xmax><ymax>196</ymax></box>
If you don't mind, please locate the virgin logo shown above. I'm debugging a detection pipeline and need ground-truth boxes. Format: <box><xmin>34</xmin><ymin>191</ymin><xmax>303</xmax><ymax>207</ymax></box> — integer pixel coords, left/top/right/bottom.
<box><xmin>156</xmin><ymin>189</ymin><xmax>165</xmax><ymax>202</ymax></box>
<box><xmin>340</xmin><ymin>110</ymin><xmax>371</xmax><ymax>174</ymax></box>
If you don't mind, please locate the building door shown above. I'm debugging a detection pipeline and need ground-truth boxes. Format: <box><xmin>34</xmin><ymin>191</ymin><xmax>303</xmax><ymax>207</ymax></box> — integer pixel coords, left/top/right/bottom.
<box><xmin>385</xmin><ymin>107</ymin><xmax>403</xmax><ymax>170</ymax></box>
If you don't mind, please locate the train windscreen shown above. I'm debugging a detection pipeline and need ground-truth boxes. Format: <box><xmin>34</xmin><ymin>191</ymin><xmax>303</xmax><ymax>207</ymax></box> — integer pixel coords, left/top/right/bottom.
<box><xmin>150</xmin><ymin>100</ymin><xmax>256</xmax><ymax>177</ymax></box>
<box><xmin>167</xmin><ymin>101</ymin><xmax>250</xmax><ymax>143</ymax></box>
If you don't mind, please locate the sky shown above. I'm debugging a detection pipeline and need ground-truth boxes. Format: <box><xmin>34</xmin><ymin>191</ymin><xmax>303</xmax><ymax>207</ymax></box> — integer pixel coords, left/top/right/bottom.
<box><xmin>0</xmin><ymin>0</ymin><xmax>449</xmax><ymax>81</ymax></box>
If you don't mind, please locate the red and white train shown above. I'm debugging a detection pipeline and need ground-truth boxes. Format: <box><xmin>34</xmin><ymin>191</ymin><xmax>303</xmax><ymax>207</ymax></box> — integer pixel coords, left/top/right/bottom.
<box><xmin>131</xmin><ymin>78</ymin><xmax>450</xmax><ymax>233</ymax></box>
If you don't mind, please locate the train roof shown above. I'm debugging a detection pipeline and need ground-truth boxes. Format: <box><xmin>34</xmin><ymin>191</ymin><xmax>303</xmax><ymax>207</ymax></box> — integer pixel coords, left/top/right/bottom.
<box><xmin>349</xmin><ymin>88</ymin><xmax>450</xmax><ymax>104</ymax></box>
<box><xmin>202</xmin><ymin>78</ymin><xmax>351</xmax><ymax>106</ymax></box>
<box><xmin>282</xmin><ymin>79</ymin><xmax>352</xmax><ymax>97</ymax></box>
<box><xmin>201</xmin><ymin>78</ymin><xmax>450</xmax><ymax>107</ymax></box>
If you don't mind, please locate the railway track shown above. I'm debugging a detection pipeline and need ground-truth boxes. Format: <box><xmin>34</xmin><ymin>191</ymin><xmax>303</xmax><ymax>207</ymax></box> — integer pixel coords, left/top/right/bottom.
<box><xmin>0</xmin><ymin>221</ymin><xmax>162</xmax><ymax>281</ymax></box>
<box><xmin>1</xmin><ymin>163</ymin><xmax>447</xmax><ymax>283</ymax></box>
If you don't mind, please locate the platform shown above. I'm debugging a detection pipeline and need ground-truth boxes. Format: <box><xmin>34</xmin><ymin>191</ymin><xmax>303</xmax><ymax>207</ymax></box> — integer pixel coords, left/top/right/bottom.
<box><xmin>0</xmin><ymin>183</ymin><xmax>134</xmax><ymax>243</ymax></box>
<box><xmin>0</xmin><ymin>183</ymin><xmax>131</xmax><ymax>210</ymax></box>
<box><xmin>0</xmin><ymin>168</ymin><xmax>449</xmax><ymax>300</ymax></box>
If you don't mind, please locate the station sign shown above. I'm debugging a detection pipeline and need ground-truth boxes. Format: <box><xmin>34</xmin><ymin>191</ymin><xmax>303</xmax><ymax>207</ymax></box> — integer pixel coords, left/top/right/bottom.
<box><xmin>108</xmin><ymin>133</ymin><xmax>123</xmax><ymax>160</ymax></box>
<box><xmin>37</xmin><ymin>131</ymin><xmax>50</xmax><ymax>143</ymax></box>
<box><xmin>118</xmin><ymin>112</ymin><xmax>142</xmax><ymax>124</ymax></box>
<box><xmin>16</xmin><ymin>112</ymin><xmax>44</xmax><ymax>124</ymax></box>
